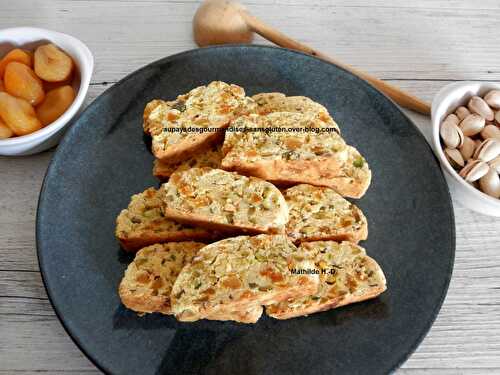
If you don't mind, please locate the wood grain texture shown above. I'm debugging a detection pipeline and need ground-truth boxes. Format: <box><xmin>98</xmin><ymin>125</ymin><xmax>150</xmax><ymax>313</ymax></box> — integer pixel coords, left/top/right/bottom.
<box><xmin>1</xmin><ymin>0</ymin><xmax>500</xmax><ymax>374</ymax></box>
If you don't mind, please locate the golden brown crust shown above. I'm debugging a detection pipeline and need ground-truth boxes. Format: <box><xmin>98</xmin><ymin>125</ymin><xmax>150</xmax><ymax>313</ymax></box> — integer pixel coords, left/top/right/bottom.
<box><xmin>115</xmin><ymin>187</ymin><xmax>220</xmax><ymax>252</ymax></box>
<box><xmin>266</xmin><ymin>241</ymin><xmax>386</xmax><ymax>319</ymax></box>
<box><xmin>284</xmin><ymin>184</ymin><xmax>368</xmax><ymax>244</ymax></box>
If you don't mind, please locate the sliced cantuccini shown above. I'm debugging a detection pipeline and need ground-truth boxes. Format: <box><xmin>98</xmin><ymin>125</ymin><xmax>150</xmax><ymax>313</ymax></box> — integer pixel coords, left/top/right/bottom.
<box><xmin>251</xmin><ymin>92</ymin><xmax>340</xmax><ymax>134</ymax></box>
<box><xmin>221</xmin><ymin>112</ymin><xmax>371</xmax><ymax>198</ymax></box>
<box><xmin>143</xmin><ymin>81</ymin><xmax>256</xmax><ymax>163</ymax></box>
<box><xmin>266</xmin><ymin>241</ymin><xmax>386</xmax><ymax>319</ymax></box>
<box><xmin>115</xmin><ymin>187</ymin><xmax>219</xmax><ymax>251</ymax></box>
<box><xmin>118</xmin><ymin>242</ymin><xmax>263</xmax><ymax>323</ymax></box>
<box><xmin>285</xmin><ymin>184</ymin><xmax>368</xmax><ymax>244</ymax></box>
<box><xmin>160</xmin><ymin>168</ymin><xmax>289</xmax><ymax>234</ymax></box>
<box><xmin>170</xmin><ymin>234</ymin><xmax>319</xmax><ymax>323</ymax></box>
<box><xmin>153</xmin><ymin>142</ymin><xmax>223</xmax><ymax>181</ymax></box>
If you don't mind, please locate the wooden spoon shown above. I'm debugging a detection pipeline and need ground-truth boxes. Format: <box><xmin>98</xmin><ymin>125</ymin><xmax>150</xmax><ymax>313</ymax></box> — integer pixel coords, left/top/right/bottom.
<box><xmin>193</xmin><ymin>0</ymin><xmax>431</xmax><ymax>115</ymax></box>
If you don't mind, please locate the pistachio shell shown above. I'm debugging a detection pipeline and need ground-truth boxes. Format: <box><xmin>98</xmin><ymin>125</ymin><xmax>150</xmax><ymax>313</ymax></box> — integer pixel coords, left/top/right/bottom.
<box><xmin>459</xmin><ymin>160</ymin><xmax>490</xmax><ymax>182</ymax></box>
<box><xmin>473</xmin><ymin>139</ymin><xmax>500</xmax><ymax>162</ymax></box>
<box><xmin>480</xmin><ymin>124</ymin><xmax>500</xmax><ymax>140</ymax></box>
<box><xmin>468</xmin><ymin>96</ymin><xmax>494</xmax><ymax>121</ymax></box>
<box><xmin>489</xmin><ymin>156</ymin><xmax>500</xmax><ymax>174</ymax></box>
<box><xmin>444</xmin><ymin>148</ymin><xmax>465</xmax><ymax>169</ymax></box>
<box><xmin>440</xmin><ymin>119</ymin><xmax>464</xmax><ymax>148</ymax></box>
<box><xmin>455</xmin><ymin>106</ymin><xmax>471</xmax><ymax>121</ymax></box>
<box><xmin>459</xmin><ymin>114</ymin><xmax>485</xmax><ymax>136</ymax></box>
<box><xmin>495</xmin><ymin>111</ymin><xmax>500</xmax><ymax>125</ymax></box>
<box><xmin>479</xmin><ymin>168</ymin><xmax>500</xmax><ymax>198</ymax></box>
<box><xmin>484</xmin><ymin>90</ymin><xmax>500</xmax><ymax>110</ymax></box>
<box><xmin>459</xmin><ymin>136</ymin><xmax>476</xmax><ymax>161</ymax></box>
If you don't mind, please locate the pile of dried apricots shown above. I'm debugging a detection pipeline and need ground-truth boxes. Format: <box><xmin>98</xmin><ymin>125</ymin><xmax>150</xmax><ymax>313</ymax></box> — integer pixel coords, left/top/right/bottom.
<box><xmin>0</xmin><ymin>43</ymin><xmax>76</xmax><ymax>139</ymax></box>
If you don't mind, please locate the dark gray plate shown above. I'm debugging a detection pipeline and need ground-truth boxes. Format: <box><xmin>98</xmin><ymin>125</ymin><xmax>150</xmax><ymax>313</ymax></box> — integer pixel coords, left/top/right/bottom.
<box><xmin>37</xmin><ymin>45</ymin><xmax>455</xmax><ymax>375</ymax></box>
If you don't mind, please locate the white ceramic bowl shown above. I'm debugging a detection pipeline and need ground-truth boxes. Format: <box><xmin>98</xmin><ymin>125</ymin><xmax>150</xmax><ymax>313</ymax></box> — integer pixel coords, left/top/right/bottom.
<box><xmin>431</xmin><ymin>81</ymin><xmax>500</xmax><ymax>217</ymax></box>
<box><xmin>0</xmin><ymin>27</ymin><xmax>93</xmax><ymax>155</ymax></box>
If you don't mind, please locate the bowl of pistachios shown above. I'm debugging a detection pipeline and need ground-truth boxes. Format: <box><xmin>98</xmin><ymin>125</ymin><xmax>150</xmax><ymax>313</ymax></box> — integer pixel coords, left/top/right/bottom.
<box><xmin>432</xmin><ymin>81</ymin><xmax>500</xmax><ymax>217</ymax></box>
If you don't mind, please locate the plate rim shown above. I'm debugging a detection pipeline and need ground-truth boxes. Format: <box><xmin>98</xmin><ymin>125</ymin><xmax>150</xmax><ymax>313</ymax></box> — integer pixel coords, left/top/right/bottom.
<box><xmin>36</xmin><ymin>44</ymin><xmax>456</xmax><ymax>375</ymax></box>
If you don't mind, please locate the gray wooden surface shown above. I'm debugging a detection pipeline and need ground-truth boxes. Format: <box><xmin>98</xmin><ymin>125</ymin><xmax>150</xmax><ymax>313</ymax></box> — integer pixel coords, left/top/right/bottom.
<box><xmin>1</xmin><ymin>1</ymin><xmax>500</xmax><ymax>374</ymax></box>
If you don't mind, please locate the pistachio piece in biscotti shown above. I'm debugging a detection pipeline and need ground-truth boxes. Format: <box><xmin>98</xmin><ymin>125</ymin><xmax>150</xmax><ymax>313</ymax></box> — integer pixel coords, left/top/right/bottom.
<box><xmin>285</xmin><ymin>184</ymin><xmax>368</xmax><ymax>244</ymax></box>
<box><xmin>160</xmin><ymin>168</ymin><xmax>289</xmax><ymax>234</ymax></box>
<box><xmin>170</xmin><ymin>234</ymin><xmax>319</xmax><ymax>323</ymax></box>
<box><xmin>143</xmin><ymin>81</ymin><xmax>256</xmax><ymax>163</ymax></box>
<box><xmin>266</xmin><ymin>241</ymin><xmax>387</xmax><ymax>320</ymax></box>
<box><xmin>115</xmin><ymin>187</ymin><xmax>220</xmax><ymax>251</ymax></box>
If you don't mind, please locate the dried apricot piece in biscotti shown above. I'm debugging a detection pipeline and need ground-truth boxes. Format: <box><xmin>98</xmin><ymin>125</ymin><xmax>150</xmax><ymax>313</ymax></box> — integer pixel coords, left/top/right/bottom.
<box><xmin>0</xmin><ymin>48</ymin><xmax>33</xmax><ymax>78</ymax></box>
<box><xmin>4</xmin><ymin>62</ymin><xmax>45</xmax><ymax>105</ymax></box>
<box><xmin>0</xmin><ymin>118</ymin><xmax>14</xmax><ymax>139</ymax></box>
<box><xmin>0</xmin><ymin>92</ymin><xmax>42</xmax><ymax>136</ymax></box>
<box><xmin>34</xmin><ymin>44</ymin><xmax>73</xmax><ymax>82</ymax></box>
<box><xmin>36</xmin><ymin>85</ymin><xmax>75</xmax><ymax>126</ymax></box>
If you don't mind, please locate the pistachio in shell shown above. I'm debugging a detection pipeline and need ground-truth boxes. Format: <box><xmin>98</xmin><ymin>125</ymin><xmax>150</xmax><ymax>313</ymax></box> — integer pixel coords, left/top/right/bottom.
<box><xmin>473</xmin><ymin>139</ymin><xmax>500</xmax><ymax>162</ymax></box>
<box><xmin>455</xmin><ymin>106</ymin><xmax>471</xmax><ymax>121</ymax></box>
<box><xmin>479</xmin><ymin>168</ymin><xmax>500</xmax><ymax>198</ymax></box>
<box><xmin>459</xmin><ymin>160</ymin><xmax>490</xmax><ymax>182</ymax></box>
<box><xmin>444</xmin><ymin>113</ymin><xmax>460</xmax><ymax>125</ymax></box>
<box><xmin>480</xmin><ymin>124</ymin><xmax>500</xmax><ymax>141</ymax></box>
<box><xmin>484</xmin><ymin>90</ymin><xmax>500</xmax><ymax>110</ymax></box>
<box><xmin>444</xmin><ymin>147</ymin><xmax>465</xmax><ymax>169</ymax></box>
<box><xmin>459</xmin><ymin>136</ymin><xmax>476</xmax><ymax>161</ymax></box>
<box><xmin>468</xmin><ymin>96</ymin><xmax>494</xmax><ymax>121</ymax></box>
<box><xmin>459</xmin><ymin>114</ymin><xmax>485</xmax><ymax>136</ymax></box>
<box><xmin>440</xmin><ymin>119</ymin><xmax>464</xmax><ymax>148</ymax></box>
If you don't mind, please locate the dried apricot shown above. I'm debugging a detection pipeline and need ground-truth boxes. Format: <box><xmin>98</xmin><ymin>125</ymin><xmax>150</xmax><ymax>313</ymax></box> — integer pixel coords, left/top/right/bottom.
<box><xmin>0</xmin><ymin>48</ymin><xmax>33</xmax><ymax>78</ymax></box>
<box><xmin>34</xmin><ymin>44</ymin><xmax>73</xmax><ymax>82</ymax></box>
<box><xmin>0</xmin><ymin>79</ymin><xmax>4</xmax><ymax>92</ymax></box>
<box><xmin>36</xmin><ymin>85</ymin><xmax>75</xmax><ymax>126</ymax></box>
<box><xmin>0</xmin><ymin>118</ymin><xmax>14</xmax><ymax>139</ymax></box>
<box><xmin>0</xmin><ymin>92</ymin><xmax>42</xmax><ymax>136</ymax></box>
<box><xmin>4</xmin><ymin>62</ymin><xmax>45</xmax><ymax>105</ymax></box>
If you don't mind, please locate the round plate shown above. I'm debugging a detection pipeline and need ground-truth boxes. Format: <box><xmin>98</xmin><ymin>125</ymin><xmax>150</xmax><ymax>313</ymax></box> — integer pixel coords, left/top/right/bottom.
<box><xmin>37</xmin><ymin>45</ymin><xmax>455</xmax><ymax>375</ymax></box>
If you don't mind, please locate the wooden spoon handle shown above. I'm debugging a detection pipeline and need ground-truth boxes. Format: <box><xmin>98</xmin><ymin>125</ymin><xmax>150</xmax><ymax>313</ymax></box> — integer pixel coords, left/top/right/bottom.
<box><xmin>241</xmin><ymin>11</ymin><xmax>431</xmax><ymax>115</ymax></box>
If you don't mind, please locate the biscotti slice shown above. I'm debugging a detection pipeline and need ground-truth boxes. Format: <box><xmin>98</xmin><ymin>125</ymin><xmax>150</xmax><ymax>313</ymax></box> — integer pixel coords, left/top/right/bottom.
<box><xmin>170</xmin><ymin>234</ymin><xmax>320</xmax><ymax>322</ymax></box>
<box><xmin>153</xmin><ymin>142</ymin><xmax>223</xmax><ymax>181</ymax></box>
<box><xmin>222</xmin><ymin>112</ymin><xmax>347</xmax><ymax>183</ymax></box>
<box><xmin>143</xmin><ymin>81</ymin><xmax>256</xmax><ymax>163</ymax></box>
<box><xmin>285</xmin><ymin>184</ymin><xmax>368</xmax><ymax>244</ymax></box>
<box><xmin>222</xmin><ymin>112</ymin><xmax>371</xmax><ymax>198</ymax></box>
<box><xmin>119</xmin><ymin>242</ymin><xmax>205</xmax><ymax>314</ymax></box>
<box><xmin>252</xmin><ymin>92</ymin><xmax>340</xmax><ymax>133</ymax></box>
<box><xmin>266</xmin><ymin>241</ymin><xmax>386</xmax><ymax>319</ymax></box>
<box><xmin>161</xmin><ymin>168</ymin><xmax>288</xmax><ymax>234</ymax></box>
<box><xmin>115</xmin><ymin>187</ymin><xmax>219</xmax><ymax>252</ymax></box>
